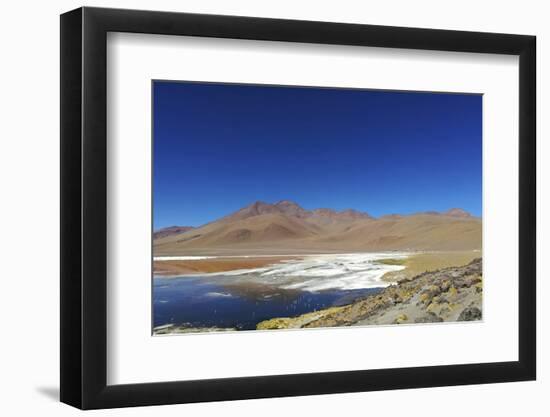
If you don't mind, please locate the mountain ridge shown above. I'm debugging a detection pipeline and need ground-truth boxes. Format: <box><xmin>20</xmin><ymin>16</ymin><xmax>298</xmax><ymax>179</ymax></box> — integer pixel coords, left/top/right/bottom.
<box><xmin>153</xmin><ymin>225</ymin><xmax>195</xmax><ymax>240</ymax></box>
<box><xmin>154</xmin><ymin>200</ymin><xmax>481</xmax><ymax>255</ymax></box>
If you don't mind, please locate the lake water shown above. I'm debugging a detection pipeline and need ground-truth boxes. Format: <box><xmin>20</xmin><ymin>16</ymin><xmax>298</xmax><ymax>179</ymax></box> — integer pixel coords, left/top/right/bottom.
<box><xmin>153</xmin><ymin>253</ymin><xmax>407</xmax><ymax>332</ymax></box>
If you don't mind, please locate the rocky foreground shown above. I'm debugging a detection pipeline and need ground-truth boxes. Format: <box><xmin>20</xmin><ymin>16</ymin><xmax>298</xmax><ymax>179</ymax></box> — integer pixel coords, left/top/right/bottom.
<box><xmin>257</xmin><ymin>258</ymin><xmax>482</xmax><ymax>329</ymax></box>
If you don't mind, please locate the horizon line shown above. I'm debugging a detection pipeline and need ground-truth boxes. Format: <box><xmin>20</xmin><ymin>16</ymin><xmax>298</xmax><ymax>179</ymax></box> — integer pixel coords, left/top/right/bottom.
<box><xmin>154</xmin><ymin>199</ymin><xmax>481</xmax><ymax>230</ymax></box>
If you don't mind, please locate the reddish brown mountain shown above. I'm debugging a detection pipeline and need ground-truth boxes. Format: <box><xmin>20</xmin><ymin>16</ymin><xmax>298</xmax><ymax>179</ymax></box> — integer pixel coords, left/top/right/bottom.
<box><xmin>153</xmin><ymin>200</ymin><xmax>481</xmax><ymax>255</ymax></box>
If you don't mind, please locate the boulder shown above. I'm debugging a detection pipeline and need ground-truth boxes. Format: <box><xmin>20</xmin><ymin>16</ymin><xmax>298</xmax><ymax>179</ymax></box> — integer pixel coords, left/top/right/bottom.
<box><xmin>414</xmin><ymin>313</ymin><xmax>444</xmax><ymax>323</ymax></box>
<box><xmin>457</xmin><ymin>307</ymin><xmax>482</xmax><ymax>321</ymax></box>
<box><xmin>394</xmin><ymin>314</ymin><xmax>409</xmax><ymax>324</ymax></box>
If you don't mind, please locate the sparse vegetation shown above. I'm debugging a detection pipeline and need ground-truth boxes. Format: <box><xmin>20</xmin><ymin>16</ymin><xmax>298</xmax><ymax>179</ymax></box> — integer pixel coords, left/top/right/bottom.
<box><xmin>376</xmin><ymin>258</ymin><xmax>407</xmax><ymax>266</ymax></box>
<box><xmin>382</xmin><ymin>251</ymin><xmax>481</xmax><ymax>282</ymax></box>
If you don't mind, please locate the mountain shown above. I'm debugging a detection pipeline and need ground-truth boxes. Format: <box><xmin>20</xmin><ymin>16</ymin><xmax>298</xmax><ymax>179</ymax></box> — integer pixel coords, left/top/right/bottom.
<box><xmin>444</xmin><ymin>208</ymin><xmax>473</xmax><ymax>218</ymax></box>
<box><xmin>153</xmin><ymin>200</ymin><xmax>481</xmax><ymax>255</ymax></box>
<box><xmin>153</xmin><ymin>225</ymin><xmax>195</xmax><ymax>240</ymax></box>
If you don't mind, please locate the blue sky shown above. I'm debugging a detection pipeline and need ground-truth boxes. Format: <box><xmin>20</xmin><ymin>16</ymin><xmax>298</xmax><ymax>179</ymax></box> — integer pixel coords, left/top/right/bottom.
<box><xmin>153</xmin><ymin>81</ymin><xmax>482</xmax><ymax>229</ymax></box>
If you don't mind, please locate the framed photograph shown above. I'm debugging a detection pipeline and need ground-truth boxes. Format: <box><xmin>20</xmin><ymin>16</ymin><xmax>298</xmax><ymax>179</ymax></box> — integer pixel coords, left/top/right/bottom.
<box><xmin>60</xmin><ymin>7</ymin><xmax>536</xmax><ymax>409</ymax></box>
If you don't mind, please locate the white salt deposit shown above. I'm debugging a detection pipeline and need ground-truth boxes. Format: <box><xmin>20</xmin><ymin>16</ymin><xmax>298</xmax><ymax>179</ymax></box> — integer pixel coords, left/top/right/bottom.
<box><xmin>207</xmin><ymin>253</ymin><xmax>409</xmax><ymax>292</ymax></box>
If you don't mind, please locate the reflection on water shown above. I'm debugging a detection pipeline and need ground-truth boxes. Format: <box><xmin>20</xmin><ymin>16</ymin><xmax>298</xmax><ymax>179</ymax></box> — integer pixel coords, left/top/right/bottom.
<box><xmin>153</xmin><ymin>276</ymin><xmax>381</xmax><ymax>330</ymax></box>
<box><xmin>153</xmin><ymin>253</ymin><xmax>407</xmax><ymax>332</ymax></box>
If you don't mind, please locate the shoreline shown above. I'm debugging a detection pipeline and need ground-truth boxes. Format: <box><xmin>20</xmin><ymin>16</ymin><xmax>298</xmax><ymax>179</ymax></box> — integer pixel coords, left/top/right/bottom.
<box><xmin>257</xmin><ymin>257</ymin><xmax>483</xmax><ymax>329</ymax></box>
<box><xmin>152</xmin><ymin>251</ymin><xmax>482</xmax><ymax>334</ymax></box>
<box><xmin>153</xmin><ymin>250</ymin><xmax>480</xmax><ymax>278</ymax></box>
<box><xmin>153</xmin><ymin>256</ymin><xmax>298</xmax><ymax>277</ymax></box>
<box><xmin>379</xmin><ymin>250</ymin><xmax>481</xmax><ymax>282</ymax></box>
<box><xmin>152</xmin><ymin>251</ymin><xmax>411</xmax><ymax>278</ymax></box>
<box><xmin>153</xmin><ymin>256</ymin><xmax>483</xmax><ymax>335</ymax></box>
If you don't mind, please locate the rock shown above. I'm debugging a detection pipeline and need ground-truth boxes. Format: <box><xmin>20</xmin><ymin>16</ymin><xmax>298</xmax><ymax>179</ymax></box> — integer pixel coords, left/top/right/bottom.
<box><xmin>475</xmin><ymin>282</ymin><xmax>483</xmax><ymax>293</ymax></box>
<box><xmin>256</xmin><ymin>317</ymin><xmax>291</xmax><ymax>330</ymax></box>
<box><xmin>465</xmin><ymin>276</ymin><xmax>482</xmax><ymax>287</ymax></box>
<box><xmin>394</xmin><ymin>314</ymin><xmax>408</xmax><ymax>324</ymax></box>
<box><xmin>392</xmin><ymin>295</ymin><xmax>403</xmax><ymax>304</ymax></box>
<box><xmin>414</xmin><ymin>313</ymin><xmax>444</xmax><ymax>323</ymax></box>
<box><xmin>419</xmin><ymin>293</ymin><xmax>431</xmax><ymax>304</ymax></box>
<box><xmin>457</xmin><ymin>307</ymin><xmax>482</xmax><ymax>321</ymax></box>
<box><xmin>426</xmin><ymin>284</ymin><xmax>441</xmax><ymax>297</ymax></box>
<box><xmin>437</xmin><ymin>294</ymin><xmax>448</xmax><ymax>304</ymax></box>
<box><xmin>447</xmin><ymin>286</ymin><xmax>458</xmax><ymax>297</ymax></box>
<box><xmin>439</xmin><ymin>302</ymin><xmax>451</xmax><ymax>315</ymax></box>
<box><xmin>453</xmin><ymin>278</ymin><xmax>468</xmax><ymax>288</ymax></box>
<box><xmin>440</xmin><ymin>280</ymin><xmax>452</xmax><ymax>292</ymax></box>
<box><xmin>426</xmin><ymin>301</ymin><xmax>440</xmax><ymax>314</ymax></box>
<box><xmin>419</xmin><ymin>284</ymin><xmax>441</xmax><ymax>305</ymax></box>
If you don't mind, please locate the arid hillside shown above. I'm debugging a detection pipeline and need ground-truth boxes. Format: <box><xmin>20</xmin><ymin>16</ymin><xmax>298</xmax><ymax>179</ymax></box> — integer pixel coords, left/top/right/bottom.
<box><xmin>153</xmin><ymin>200</ymin><xmax>481</xmax><ymax>256</ymax></box>
<box><xmin>153</xmin><ymin>225</ymin><xmax>195</xmax><ymax>240</ymax></box>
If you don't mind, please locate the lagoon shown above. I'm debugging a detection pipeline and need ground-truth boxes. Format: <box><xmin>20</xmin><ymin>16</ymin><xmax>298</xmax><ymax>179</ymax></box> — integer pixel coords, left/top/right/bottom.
<box><xmin>153</xmin><ymin>253</ymin><xmax>407</xmax><ymax>332</ymax></box>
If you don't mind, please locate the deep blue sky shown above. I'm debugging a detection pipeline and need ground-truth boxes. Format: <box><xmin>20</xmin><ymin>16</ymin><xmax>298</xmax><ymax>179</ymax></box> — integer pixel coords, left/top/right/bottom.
<box><xmin>153</xmin><ymin>81</ymin><xmax>482</xmax><ymax>229</ymax></box>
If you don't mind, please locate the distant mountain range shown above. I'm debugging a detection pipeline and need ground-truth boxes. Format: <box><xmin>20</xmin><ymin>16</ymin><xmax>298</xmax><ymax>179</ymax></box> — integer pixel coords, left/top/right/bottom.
<box><xmin>153</xmin><ymin>200</ymin><xmax>481</xmax><ymax>255</ymax></box>
<box><xmin>153</xmin><ymin>225</ymin><xmax>196</xmax><ymax>240</ymax></box>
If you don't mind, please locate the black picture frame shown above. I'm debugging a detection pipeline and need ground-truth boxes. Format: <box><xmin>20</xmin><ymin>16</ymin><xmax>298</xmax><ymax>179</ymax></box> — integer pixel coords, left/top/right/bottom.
<box><xmin>60</xmin><ymin>6</ymin><xmax>536</xmax><ymax>410</ymax></box>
